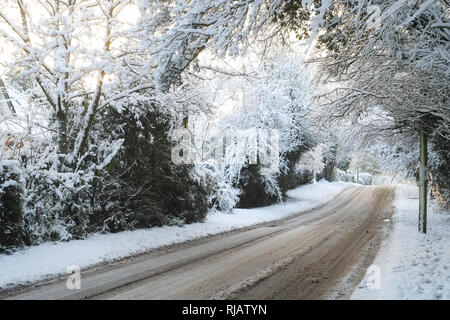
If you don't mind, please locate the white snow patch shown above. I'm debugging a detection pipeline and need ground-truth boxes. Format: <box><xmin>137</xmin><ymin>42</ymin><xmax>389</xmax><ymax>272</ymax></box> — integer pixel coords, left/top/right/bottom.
<box><xmin>0</xmin><ymin>180</ymin><xmax>352</xmax><ymax>289</ymax></box>
<box><xmin>352</xmin><ymin>184</ymin><xmax>450</xmax><ymax>300</ymax></box>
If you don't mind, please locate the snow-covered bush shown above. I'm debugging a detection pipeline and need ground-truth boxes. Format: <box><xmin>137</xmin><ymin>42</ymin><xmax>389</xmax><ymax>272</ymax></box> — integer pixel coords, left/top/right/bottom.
<box><xmin>322</xmin><ymin>144</ymin><xmax>337</xmax><ymax>182</ymax></box>
<box><xmin>216</xmin><ymin>55</ymin><xmax>317</xmax><ymax>208</ymax></box>
<box><xmin>357</xmin><ymin>173</ymin><xmax>373</xmax><ymax>186</ymax></box>
<box><xmin>24</xmin><ymin>153</ymin><xmax>92</xmax><ymax>242</ymax></box>
<box><xmin>237</xmin><ymin>164</ymin><xmax>281</xmax><ymax>208</ymax></box>
<box><xmin>276</xmin><ymin>148</ymin><xmax>315</xmax><ymax>196</ymax></box>
<box><xmin>429</xmin><ymin>133</ymin><xmax>450</xmax><ymax>208</ymax></box>
<box><xmin>0</xmin><ymin>160</ymin><xmax>26</xmax><ymax>252</ymax></box>
<box><xmin>336</xmin><ymin>169</ymin><xmax>352</xmax><ymax>183</ymax></box>
<box><xmin>95</xmin><ymin>100</ymin><xmax>209</xmax><ymax>232</ymax></box>
<box><xmin>278</xmin><ymin>164</ymin><xmax>314</xmax><ymax>193</ymax></box>
<box><xmin>22</xmin><ymin>125</ymin><xmax>124</xmax><ymax>242</ymax></box>
<box><xmin>193</xmin><ymin>160</ymin><xmax>241</xmax><ymax>213</ymax></box>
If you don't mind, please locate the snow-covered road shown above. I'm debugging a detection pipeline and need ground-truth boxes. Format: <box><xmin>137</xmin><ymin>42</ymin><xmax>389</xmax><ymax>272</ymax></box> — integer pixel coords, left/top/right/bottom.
<box><xmin>0</xmin><ymin>180</ymin><xmax>352</xmax><ymax>290</ymax></box>
<box><xmin>2</xmin><ymin>185</ymin><xmax>394</xmax><ymax>299</ymax></box>
<box><xmin>4</xmin><ymin>182</ymin><xmax>447</xmax><ymax>300</ymax></box>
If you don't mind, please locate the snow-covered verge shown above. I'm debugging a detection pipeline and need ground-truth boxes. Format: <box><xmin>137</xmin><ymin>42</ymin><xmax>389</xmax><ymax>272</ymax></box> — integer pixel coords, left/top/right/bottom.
<box><xmin>352</xmin><ymin>184</ymin><xmax>450</xmax><ymax>300</ymax></box>
<box><xmin>0</xmin><ymin>180</ymin><xmax>352</xmax><ymax>289</ymax></box>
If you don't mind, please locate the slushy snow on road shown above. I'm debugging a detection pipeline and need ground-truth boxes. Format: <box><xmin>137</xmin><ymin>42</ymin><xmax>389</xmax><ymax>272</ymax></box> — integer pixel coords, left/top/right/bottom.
<box><xmin>0</xmin><ymin>180</ymin><xmax>352</xmax><ymax>289</ymax></box>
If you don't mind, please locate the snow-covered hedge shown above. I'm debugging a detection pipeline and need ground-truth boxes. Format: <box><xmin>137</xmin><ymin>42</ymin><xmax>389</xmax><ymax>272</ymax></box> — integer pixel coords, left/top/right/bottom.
<box><xmin>0</xmin><ymin>160</ymin><xmax>25</xmax><ymax>253</ymax></box>
<box><xmin>357</xmin><ymin>173</ymin><xmax>373</xmax><ymax>185</ymax></box>
<box><xmin>429</xmin><ymin>133</ymin><xmax>450</xmax><ymax>208</ymax></box>
<box><xmin>336</xmin><ymin>169</ymin><xmax>353</xmax><ymax>183</ymax></box>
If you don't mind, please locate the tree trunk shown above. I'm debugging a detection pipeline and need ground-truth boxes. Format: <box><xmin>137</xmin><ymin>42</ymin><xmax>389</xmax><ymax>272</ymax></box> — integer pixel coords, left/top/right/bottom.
<box><xmin>0</xmin><ymin>76</ymin><xmax>16</xmax><ymax>114</ymax></box>
<box><xmin>356</xmin><ymin>148</ymin><xmax>360</xmax><ymax>184</ymax></box>
<box><xmin>56</xmin><ymin>108</ymin><xmax>68</xmax><ymax>154</ymax></box>
<box><xmin>418</xmin><ymin>128</ymin><xmax>428</xmax><ymax>234</ymax></box>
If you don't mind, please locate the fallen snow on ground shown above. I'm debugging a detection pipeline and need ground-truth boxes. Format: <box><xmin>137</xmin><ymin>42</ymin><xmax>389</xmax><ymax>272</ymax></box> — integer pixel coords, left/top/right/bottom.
<box><xmin>0</xmin><ymin>180</ymin><xmax>352</xmax><ymax>289</ymax></box>
<box><xmin>352</xmin><ymin>184</ymin><xmax>450</xmax><ymax>300</ymax></box>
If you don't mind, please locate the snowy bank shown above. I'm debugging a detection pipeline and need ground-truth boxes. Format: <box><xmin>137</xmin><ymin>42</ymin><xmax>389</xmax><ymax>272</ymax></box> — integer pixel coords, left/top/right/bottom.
<box><xmin>0</xmin><ymin>180</ymin><xmax>352</xmax><ymax>289</ymax></box>
<box><xmin>352</xmin><ymin>184</ymin><xmax>450</xmax><ymax>299</ymax></box>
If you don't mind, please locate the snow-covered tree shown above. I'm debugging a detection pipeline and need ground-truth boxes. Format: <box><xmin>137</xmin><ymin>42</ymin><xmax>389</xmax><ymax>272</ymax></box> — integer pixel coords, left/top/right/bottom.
<box><xmin>0</xmin><ymin>0</ymin><xmax>213</xmax><ymax>244</ymax></box>
<box><xmin>299</xmin><ymin>0</ymin><xmax>450</xmax><ymax>232</ymax></box>
<box><xmin>209</xmin><ymin>54</ymin><xmax>317</xmax><ymax>207</ymax></box>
